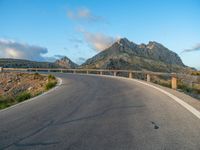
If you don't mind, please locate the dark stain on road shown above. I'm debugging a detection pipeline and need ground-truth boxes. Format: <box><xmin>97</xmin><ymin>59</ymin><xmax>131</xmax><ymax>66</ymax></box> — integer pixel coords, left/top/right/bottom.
<box><xmin>151</xmin><ymin>121</ymin><xmax>159</xmax><ymax>129</ymax></box>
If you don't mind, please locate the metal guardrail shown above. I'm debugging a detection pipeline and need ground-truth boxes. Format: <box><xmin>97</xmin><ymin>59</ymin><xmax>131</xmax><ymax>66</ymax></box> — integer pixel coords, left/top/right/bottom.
<box><xmin>1</xmin><ymin>67</ymin><xmax>179</xmax><ymax>89</ymax></box>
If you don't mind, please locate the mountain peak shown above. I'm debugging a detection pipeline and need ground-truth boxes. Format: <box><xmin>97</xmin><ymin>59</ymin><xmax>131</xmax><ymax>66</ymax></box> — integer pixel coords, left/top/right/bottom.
<box><xmin>55</xmin><ymin>56</ymin><xmax>78</xmax><ymax>69</ymax></box>
<box><xmin>82</xmin><ymin>37</ymin><xmax>186</xmax><ymax>72</ymax></box>
<box><xmin>117</xmin><ymin>38</ymin><xmax>129</xmax><ymax>43</ymax></box>
<box><xmin>147</xmin><ymin>41</ymin><xmax>164</xmax><ymax>49</ymax></box>
<box><xmin>116</xmin><ymin>38</ymin><xmax>129</xmax><ymax>46</ymax></box>
<box><xmin>115</xmin><ymin>38</ymin><xmax>137</xmax><ymax>48</ymax></box>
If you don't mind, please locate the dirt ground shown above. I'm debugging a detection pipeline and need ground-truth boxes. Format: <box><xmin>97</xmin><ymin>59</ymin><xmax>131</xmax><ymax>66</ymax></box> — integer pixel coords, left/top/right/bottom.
<box><xmin>0</xmin><ymin>72</ymin><xmax>48</xmax><ymax>98</ymax></box>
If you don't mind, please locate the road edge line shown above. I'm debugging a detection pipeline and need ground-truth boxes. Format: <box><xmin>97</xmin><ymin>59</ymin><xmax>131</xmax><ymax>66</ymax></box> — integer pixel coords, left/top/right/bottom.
<box><xmin>130</xmin><ymin>78</ymin><xmax>200</xmax><ymax>120</ymax></box>
<box><xmin>74</xmin><ymin>73</ymin><xmax>200</xmax><ymax>119</ymax></box>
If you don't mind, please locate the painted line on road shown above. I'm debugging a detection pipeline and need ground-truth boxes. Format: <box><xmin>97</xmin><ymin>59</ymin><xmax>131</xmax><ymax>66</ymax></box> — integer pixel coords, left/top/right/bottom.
<box><xmin>0</xmin><ymin>77</ymin><xmax>63</xmax><ymax>113</ymax></box>
<box><xmin>73</xmin><ymin>73</ymin><xmax>200</xmax><ymax>119</ymax></box>
<box><xmin>130</xmin><ymin>79</ymin><xmax>200</xmax><ymax>120</ymax></box>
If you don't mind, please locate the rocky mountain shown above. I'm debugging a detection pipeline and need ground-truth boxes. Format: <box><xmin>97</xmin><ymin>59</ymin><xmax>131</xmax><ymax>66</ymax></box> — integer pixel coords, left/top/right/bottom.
<box><xmin>0</xmin><ymin>57</ymin><xmax>78</xmax><ymax>69</ymax></box>
<box><xmin>82</xmin><ymin>38</ymin><xmax>191</xmax><ymax>73</ymax></box>
<box><xmin>54</xmin><ymin>56</ymin><xmax>78</xmax><ymax>69</ymax></box>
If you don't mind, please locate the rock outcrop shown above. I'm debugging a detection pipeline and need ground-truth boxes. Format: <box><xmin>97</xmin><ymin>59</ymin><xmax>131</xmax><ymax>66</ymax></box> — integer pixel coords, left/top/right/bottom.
<box><xmin>54</xmin><ymin>56</ymin><xmax>78</xmax><ymax>69</ymax></box>
<box><xmin>82</xmin><ymin>38</ymin><xmax>191</xmax><ymax>73</ymax></box>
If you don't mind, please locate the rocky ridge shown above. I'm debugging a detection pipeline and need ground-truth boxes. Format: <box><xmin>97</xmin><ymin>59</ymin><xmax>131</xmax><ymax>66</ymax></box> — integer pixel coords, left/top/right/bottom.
<box><xmin>82</xmin><ymin>38</ymin><xmax>190</xmax><ymax>73</ymax></box>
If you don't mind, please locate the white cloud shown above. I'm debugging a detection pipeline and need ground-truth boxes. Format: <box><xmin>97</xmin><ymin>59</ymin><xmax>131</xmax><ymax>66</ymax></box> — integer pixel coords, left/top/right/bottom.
<box><xmin>67</xmin><ymin>7</ymin><xmax>104</xmax><ymax>22</ymax></box>
<box><xmin>182</xmin><ymin>43</ymin><xmax>200</xmax><ymax>53</ymax></box>
<box><xmin>80</xmin><ymin>30</ymin><xmax>117</xmax><ymax>51</ymax></box>
<box><xmin>0</xmin><ymin>39</ymin><xmax>48</xmax><ymax>61</ymax></box>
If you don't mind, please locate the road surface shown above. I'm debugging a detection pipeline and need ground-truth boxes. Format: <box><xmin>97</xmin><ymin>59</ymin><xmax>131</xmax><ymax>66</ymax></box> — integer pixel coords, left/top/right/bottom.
<box><xmin>0</xmin><ymin>73</ymin><xmax>200</xmax><ymax>150</ymax></box>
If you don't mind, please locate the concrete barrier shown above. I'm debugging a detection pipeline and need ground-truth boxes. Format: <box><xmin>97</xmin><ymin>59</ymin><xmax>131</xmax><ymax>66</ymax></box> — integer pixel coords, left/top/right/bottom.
<box><xmin>147</xmin><ymin>74</ymin><xmax>151</xmax><ymax>82</ymax></box>
<box><xmin>171</xmin><ymin>76</ymin><xmax>177</xmax><ymax>90</ymax></box>
<box><xmin>129</xmin><ymin>72</ymin><xmax>132</xmax><ymax>78</ymax></box>
<box><xmin>113</xmin><ymin>71</ymin><xmax>117</xmax><ymax>76</ymax></box>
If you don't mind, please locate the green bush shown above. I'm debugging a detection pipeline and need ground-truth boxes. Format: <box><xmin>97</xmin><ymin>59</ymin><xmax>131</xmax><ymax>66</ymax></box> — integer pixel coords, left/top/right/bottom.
<box><xmin>191</xmin><ymin>72</ymin><xmax>200</xmax><ymax>76</ymax></box>
<box><xmin>0</xmin><ymin>96</ymin><xmax>15</xmax><ymax>109</ymax></box>
<box><xmin>0</xmin><ymin>96</ymin><xmax>14</xmax><ymax>102</ymax></box>
<box><xmin>16</xmin><ymin>92</ymin><xmax>31</xmax><ymax>102</ymax></box>
<box><xmin>48</xmin><ymin>74</ymin><xmax>56</xmax><ymax>80</ymax></box>
<box><xmin>178</xmin><ymin>83</ymin><xmax>193</xmax><ymax>93</ymax></box>
<box><xmin>45</xmin><ymin>81</ymin><xmax>57</xmax><ymax>90</ymax></box>
<box><xmin>0</xmin><ymin>101</ymin><xmax>9</xmax><ymax>109</ymax></box>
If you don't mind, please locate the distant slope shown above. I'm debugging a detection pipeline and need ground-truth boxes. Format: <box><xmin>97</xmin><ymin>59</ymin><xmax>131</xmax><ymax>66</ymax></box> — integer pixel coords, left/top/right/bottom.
<box><xmin>0</xmin><ymin>58</ymin><xmax>59</xmax><ymax>68</ymax></box>
<box><xmin>0</xmin><ymin>57</ymin><xmax>78</xmax><ymax>69</ymax></box>
<box><xmin>81</xmin><ymin>38</ymin><xmax>191</xmax><ymax>73</ymax></box>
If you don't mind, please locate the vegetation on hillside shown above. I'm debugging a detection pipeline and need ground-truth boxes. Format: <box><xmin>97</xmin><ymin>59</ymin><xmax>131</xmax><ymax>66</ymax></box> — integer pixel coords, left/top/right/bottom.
<box><xmin>149</xmin><ymin>74</ymin><xmax>200</xmax><ymax>100</ymax></box>
<box><xmin>0</xmin><ymin>73</ymin><xmax>57</xmax><ymax>109</ymax></box>
<box><xmin>0</xmin><ymin>57</ymin><xmax>78</xmax><ymax>69</ymax></box>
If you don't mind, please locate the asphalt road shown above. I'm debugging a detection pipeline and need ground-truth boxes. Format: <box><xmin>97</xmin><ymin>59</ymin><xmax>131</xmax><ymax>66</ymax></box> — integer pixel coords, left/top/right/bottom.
<box><xmin>0</xmin><ymin>73</ymin><xmax>200</xmax><ymax>150</ymax></box>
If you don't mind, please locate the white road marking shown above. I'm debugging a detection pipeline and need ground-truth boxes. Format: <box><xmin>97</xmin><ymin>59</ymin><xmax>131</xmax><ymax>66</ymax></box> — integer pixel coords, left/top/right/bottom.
<box><xmin>73</xmin><ymin>73</ymin><xmax>200</xmax><ymax>120</ymax></box>
<box><xmin>105</xmin><ymin>75</ymin><xmax>200</xmax><ymax>119</ymax></box>
<box><xmin>2</xmin><ymin>72</ymin><xmax>200</xmax><ymax>120</ymax></box>
<box><xmin>131</xmin><ymin>79</ymin><xmax>200</xmax><ymax>120</ymax></box>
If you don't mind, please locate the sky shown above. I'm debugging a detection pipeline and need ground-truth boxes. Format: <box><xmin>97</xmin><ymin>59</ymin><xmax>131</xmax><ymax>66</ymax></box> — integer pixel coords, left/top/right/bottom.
<box><xmin>0</xmin><ymin>0</ymin><xmax>200</xmax><ymax>69</ymax></box>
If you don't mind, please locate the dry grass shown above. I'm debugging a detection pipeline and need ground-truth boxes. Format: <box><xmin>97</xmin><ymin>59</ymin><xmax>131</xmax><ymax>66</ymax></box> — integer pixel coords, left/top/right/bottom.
<box><xmin>0</xmin><ymin>73</ymin><xmax>57</xmax><ymax>109</ymax></box>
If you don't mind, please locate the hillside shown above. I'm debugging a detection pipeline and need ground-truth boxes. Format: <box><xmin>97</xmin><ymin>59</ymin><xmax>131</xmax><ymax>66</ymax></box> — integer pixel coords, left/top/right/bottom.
<box><xmin>82</xmin><ymin>38</ymin><xmax>191</xmax><ymax>73</ymax></box>
<box><xmin>0</xmin><ymin>72</ymin><xmax>57</xmax><ymax>109</ymax></box>
<box><xmin>0</xmin><ymin>57</ymin><xmax>78</xmax><ymax>69</ymax></box>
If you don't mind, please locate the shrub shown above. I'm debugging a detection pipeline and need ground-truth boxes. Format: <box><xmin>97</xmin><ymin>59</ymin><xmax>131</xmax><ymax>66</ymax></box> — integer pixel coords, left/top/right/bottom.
<box><xmin>45</xmin><ymin>81</ymin><xmax>57</xmax><ymax>90</ymax></box>
<box><xmin>16</xmin><ymin>92</ymin><xmax>31</xmax><ymax>102</ymax></box>
<box><xmin>0</xmin><ymin>96</ymin><xmax>14</xmax><ymax>102</ymax></box>
<box><xmin>48</xmin><ymin>74</ymin><xmax>56</xmax><ymax>80</ymax></box>
<box><xmin>0</xmin><ymin>101</ymin><xmax>9</xmax><ymax>109</ymax></box>
<box><xmin>35</xmin><ymin>91</ymin><xmax>43</xmax><ymax>96</ymax></box>
<box><xmin>191</xmin><ymin>72</ymin><xmax>200</xmax><ymax>76</ymax></box>
<box><xmin>0</xmin><ymin>96</ymin><xmax>15</xmax><ymax>109</ymax></box>
<box><xmin>178</xmin><ymin>83</ymin><xmax>193</xmax><ymax>93</ymax></box>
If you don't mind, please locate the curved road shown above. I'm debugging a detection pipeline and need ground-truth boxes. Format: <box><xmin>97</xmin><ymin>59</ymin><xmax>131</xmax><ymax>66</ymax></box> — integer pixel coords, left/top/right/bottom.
<box><xmin>0</xmin><ymin>73</ymin><xmax>199</xmax><ymax>150</ymax></box>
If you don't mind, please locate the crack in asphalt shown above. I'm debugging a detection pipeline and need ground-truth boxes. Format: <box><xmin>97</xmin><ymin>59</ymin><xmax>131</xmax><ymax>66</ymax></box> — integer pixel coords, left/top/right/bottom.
<box><xmin>1</xmin><ymin>120</ymin><xmax>54</xmax><ymax>149</ymax></box>
<box><xmin>15</xmin><ymin>141</ymin><xmax>59</xmax><ymax>147</ymax></box>
<box><xmin>55</xmin><ymin>105</ymin><xmax>144</xmax><ymax>126</ymax></box>
<box><xmin>1</xmin><ymin>105</ymin><xmax>143</xmax><ymax>149</ymax></box>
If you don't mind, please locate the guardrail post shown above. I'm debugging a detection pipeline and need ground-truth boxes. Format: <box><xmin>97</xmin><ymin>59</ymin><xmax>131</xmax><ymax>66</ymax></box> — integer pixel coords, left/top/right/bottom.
<box><xmin>129</xmin><ymin>72</ymin><xmax>132</xmax><ymax>78</ymax></box>
<box><xmin>100</xmin><ymin>71</ymin><xmax>103</xmax><ymax>75</ymax></box>
<box><xmin>147</xmin><ymin>74</ymin><xmax>151</xmax><ymax>82</ymax></box>
<box><xmin>0</xmin><ymin>67</ymin><xmax>3</xmax><ymax>73</ymax></box>
<box><xmin>86</xmin><ymin>70</ymin><xmax>89</xmax><ymax>74</ymax></box>
<box><xmin>114</xmin><ymin>71</ymin><xmax>117</xmax><ymax>76</ymax></box>
<box><xmin>171</xmin><ymin>76</ymin><xmax>177</xmax><ymax>90</ymax></box>
<box><xmin>73</xmin><ymin>70</ymin><xmax>76</xmax><ymax>74</ymax></box>
<box><xmin>60</xmin><ymin>69</ymin><xmax>63</xmax><ymax>73</ymax></box>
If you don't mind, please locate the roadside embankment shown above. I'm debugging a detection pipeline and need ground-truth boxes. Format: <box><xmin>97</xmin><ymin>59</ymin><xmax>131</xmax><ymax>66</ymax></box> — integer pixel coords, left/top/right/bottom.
<box><xmin>0</xmin><ymin>72</ymin><xmax>57</xmax><ymax>109</ymax></box>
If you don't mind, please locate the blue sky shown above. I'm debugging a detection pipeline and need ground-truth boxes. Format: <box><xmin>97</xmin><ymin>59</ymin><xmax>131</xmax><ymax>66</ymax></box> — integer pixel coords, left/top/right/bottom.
<box><xmin>0</xmin><ymin>0</ymin><xmax>200</xmax><ymax>69</ymax></box>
